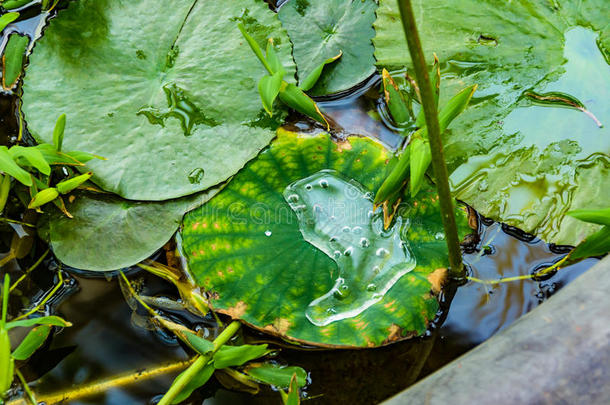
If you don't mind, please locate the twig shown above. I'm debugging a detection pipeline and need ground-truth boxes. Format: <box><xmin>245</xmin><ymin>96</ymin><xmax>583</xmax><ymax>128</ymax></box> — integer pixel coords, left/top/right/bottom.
<box><xmin>396</xmin><ymin>0</ymin><xmax>464</xmax><ymax>279</ymax></box>
<box><xmin>6</xmin><ymin>360</ymin><xmax>193</xmax><ymax>405</ymax></box>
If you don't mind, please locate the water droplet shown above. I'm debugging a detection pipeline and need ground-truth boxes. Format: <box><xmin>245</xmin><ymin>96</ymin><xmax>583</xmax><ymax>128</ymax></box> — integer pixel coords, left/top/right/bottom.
<box><xmin>477</xmin><ymin>179</ymin><xmax>489</xmax><ymax>192</ymax></box>
<box><xmin>319</xmin><ymin>179</ymin><xmax>329</xmax><ymax>188</ymax></box>
<box><xmin>366</xmin><ymin>283</ymin><xmax>377</xmax><ymax>292</ymax></box>
<box><xmin>264</xmin><ymin>230</ymin><xmax>272</xmax><ymax>237</ymax></box>
<box><xmin>344</xmin><ymin>247</ymin><xmax>353</xmax><ymax>256</ymax></box>
<box><xmin>360</xmin><ymin>237</ymin><xmax>370</xmax><ymax>248</ymax></box>
<box><xmin>333</xmin><ymin>250</ymin><xmax>342</xmax><ymax>258</ymax></box>
<box><xmin>373</xmin><ymin>266</ymin><xmax>380</xmax><ymax>274</ymax></box>
<box><xmin>434</xmin><ymin>232</ymin><xmax>445</xmax><ymax>240</ymax></box>
<box><xmin>342</xmin><ymin>226</ymin><xmax>351</xmax><ymax>233</ymax></box>
<box><xmin>352</xmin><ymin>226</ymin><xmax>363</xmax><ymax>234</ymax></box>
<box><xmin>287</xmin><ymin>194</ymin><xmax>300</xmax><ymax>203</ymax></box>
<box><xmin>188</xmin><ymin>168</ymin><xmax>205</xmax><ymax>184</ymax></box>
<box><xmin>305</xmin><ymin>184</ymin><xmax>313</xmax><ymax>190</ymax></box>
<box><xmin>376</xmin><ymin>248</ymin><xmax>390</xmax><ymax>257</ymax></box>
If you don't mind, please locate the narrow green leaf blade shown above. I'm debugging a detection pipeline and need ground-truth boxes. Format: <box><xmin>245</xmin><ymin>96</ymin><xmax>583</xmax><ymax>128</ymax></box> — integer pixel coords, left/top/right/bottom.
<box><xmin>0</xmin><ymin>12</ymin><xmax>19</xmax><ymax>33</ymax></box>
<box><xmin>33</xmin><ymin>144</ymin><xmax>84</xmax><ymax>166</ymax></box>
<box><xmin>213</xmin><ymin>344</ymin><xmax>268</xmax><ymax>369</ymax></box>
<box><xmin>6</xmin><ymin>315</ymin><xmax>71</xmax><ymax>330</ymax></box>
<box><xmin>2</xmin><ymin>32</ymin><xmax>29</xmax><ymax>90</ymax></box>
<box><xmin>0</xmin><ymin>146</ymin><xmax>32</xmax><ymax>186</ymax></box>
<box><xmin>410</xmin><ymin>136</ymin><xmax>431</xmax><ymax>197</ymax></box>
<box><xmin>183</xmin><ymin>331</ymin><xmax>214</xmax><ymax>356</ymax></box>
<box><xmin>244</xmin><ymin>363</ymin><xmax>307</xmax><ymax>388</ymax></box>
<box><xmin>300</xmin><ymin>51</ymin><xmax>342</xmax><ymax>92</ymax></box>
<box><xmin>283</xmin><ymin>373</ymin><xmax>300</xmax><ymax>405</ymax></box>
<box><xmin>52</xmin><ymin>114</ymin><xmax>66</xmax><ymax>152</ymax></box>
<box><xmin>9</xmin><ymin>146</ymin><xmax>51</xmax><ymax>176</ymax></box>
<box><xmin>570</xmin><ymin>226</ymin><xmax>610</xmax><ymax>260</ymax></box>
<box><xmin>11</xmin><ymin>324</ymin><xmax>51</xmax><ymax>360</ymax></box>
<box><xmin>568</xmin><ymin>208</ymin><xmax>610</xmax><ymax>227</ymax></box>
<box><xmin>170</xmin><ymin>363</ymin><xmax>214</xmax><ymax>404</ymax></box>
<box><xmin>265</xmin><ymin>38</ymin><xmax>283</xmax><ymax>75</ymax></box>
<box><xmin>56</xmin><ymin>172</ymin><xmax>93</xmax><ymax>194</ymax></box>
<box><xmin>258</xmin><ymin>72</ymin><xmax>284</xmax><ymax>116</ymax></box>
<box><xmin>382</xmin><ymin>68</ymin><xmax>411</xmax><ymax>127</ymax></box>
<box><xmin>278</xmin><ymin>83</ymin><xmax>328</xmax><ymax>129</ymax></box>
<box><xmin>374</xmin><ymin>145</ymin><xmax>410</xmax><ymax>205</ymax></box>
<box><xmin>237</xmin><ymin>22</ymin><xmax>273</xmax><ymax>74</ymax></box>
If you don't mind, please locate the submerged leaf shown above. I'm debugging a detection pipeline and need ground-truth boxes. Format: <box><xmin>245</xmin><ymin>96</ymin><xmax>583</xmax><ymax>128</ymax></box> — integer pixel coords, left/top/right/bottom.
<box><xmin>23</xmin><ymin>0</ymin><xmax>296</xmax><ymax>200</ymax></box>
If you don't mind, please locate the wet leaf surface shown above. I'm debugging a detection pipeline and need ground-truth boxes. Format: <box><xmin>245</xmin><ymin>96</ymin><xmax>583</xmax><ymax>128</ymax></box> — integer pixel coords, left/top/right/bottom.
<box><xmin>181</xmin><ymin>130</ymin><xmax>471</xmax><ymax>347</ymax></box>
<box><xmin>279</xmin><ymin>0</ymin><xmax>376</xmax><ymax>96</ymax></box>
<box><xmin>374</xmin><ymin>0</ymin><xmax>610</xmax><ymax>246</ymax></box>
<box><xmin>22</xmin><ymin>0</ymin><xmax>295</xmax><ymax>201</ymax></box>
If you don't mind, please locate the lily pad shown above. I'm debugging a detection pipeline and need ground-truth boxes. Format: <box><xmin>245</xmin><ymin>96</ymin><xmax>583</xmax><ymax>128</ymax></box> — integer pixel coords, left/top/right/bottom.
<box><xmin>40</xmin><ymin>188</ymin><xmax>218</xmax><ymax>271</ymax></box>
<box><xmin>22</xmin><ymin>0</ymin><xmax>295</xmax><ymax>201</ymax></box>
<box><xmin>373</xmin><ymin>0</ymin><xmax>609</xmax><ymax>246</ymax></box>
<box><xmin>181</xmin><ymin>129</ymin><xmax>472</xmax><ymax>347</ymax></box>
<box><xmin>278</xmin><ymin>0</ymin><xmax>376</xmax><ymax>96</ymax></box>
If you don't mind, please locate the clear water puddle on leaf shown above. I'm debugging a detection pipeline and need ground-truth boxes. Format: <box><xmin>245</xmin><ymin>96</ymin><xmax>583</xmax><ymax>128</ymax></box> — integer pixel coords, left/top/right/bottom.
<box><xmin>283</xmin><ymin>169</ymin><xmax>416</xmax><ymax>327</ymax></box>
<box><xmin>137</xmin><ymin>83</ymin><xmax>219</xmax><ymax>136</ymax></box>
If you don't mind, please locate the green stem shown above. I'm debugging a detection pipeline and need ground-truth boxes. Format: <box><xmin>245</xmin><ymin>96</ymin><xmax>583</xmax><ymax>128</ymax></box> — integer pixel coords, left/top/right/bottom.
<box><xmin>157</xmin><ymin>321</ymin><xmax>241</xmax><ymax>405</ymax></box>
<box><xmin>397</xmin><ymin>0</ymin><xmax>464</xmax><ymax>279</ymax></box>
<box><xmin>14</xmin><ymin>369</ymin><xmax>35</xmax><ymax>405</ymax></box>
<box><xmin>1</xmin><ymin>274</ymin><xmax>9</xmax><ymax>325</ymax></box>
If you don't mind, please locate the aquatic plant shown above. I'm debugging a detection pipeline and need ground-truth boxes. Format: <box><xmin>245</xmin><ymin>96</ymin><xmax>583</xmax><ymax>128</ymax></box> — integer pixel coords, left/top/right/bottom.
<box><xmin>0</xmin><ymin>273</ymin><xmax>71</xmax><ymax>404</ymax></box>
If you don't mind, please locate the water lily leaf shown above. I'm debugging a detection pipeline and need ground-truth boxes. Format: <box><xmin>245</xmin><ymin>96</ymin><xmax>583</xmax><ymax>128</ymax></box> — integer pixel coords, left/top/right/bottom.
<box><xmin>22</xmin><ymin>0</ymin><xmax>295</xmax><ymax>201</ymax></box>
<box><xmin>278</xmin><ymin>0</ymin><xmax>376</xmax><ymax>95</ymax></box>
<box><xmin>374</xmin><ymin>0</ymin><xmax>609</xmax><ymax>246</ymax></box>
<box><xmin>40</xmin><ymin>188</ymin><xmax>218</xmax><ymax>271</ymax></box>
<box><xmin>181</xmin><ymin>130</ymin><xmax>471</xmax><ymax>347</ymax></box>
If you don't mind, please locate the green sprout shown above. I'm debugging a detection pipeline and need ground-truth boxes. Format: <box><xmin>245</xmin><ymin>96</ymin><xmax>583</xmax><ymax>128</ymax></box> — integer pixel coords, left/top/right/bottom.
<box><xmin>1</xmin><ymin>272</ymin><xmax>72</xmax><ymax>404</ymax></box>
<box><xmin>238</xmin><ymin>22</ymin><xmax>342</xmax><ymax>130</ymax></box>
<box><xmin>119</xmin><ymin>272</ymin><xmax>307</xmax><ymax>405</ymax></box>
<box><xmin>374</xmin><ymin>67</ymin><xmax>476</xmax><ymax>228</ymax></box>
<box><xmin>0</xmin><ymin>114</ymin><xmax>102</xmax><ymax>217</ymax></box>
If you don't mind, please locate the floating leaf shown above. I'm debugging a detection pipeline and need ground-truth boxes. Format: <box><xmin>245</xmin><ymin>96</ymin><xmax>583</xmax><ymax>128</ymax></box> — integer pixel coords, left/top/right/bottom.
<box><xmin>6</xmin><ymin>315</ymin><xmax>71</xmax><ymax>330</ymax></box>
<box><xmin>39</xmin><ymin>187</ymin><xmax>219</xmax><ymax>271</ymax></box>
<box><xmin>11</xmin><ymin>325</ymin><xmax>51</xmax><ymax>361</ymax></box>
<box><xmin>181</xmin><ymin>130</ymin><xmax>471</xmax><ymax>347</ymax></box>
<box><xmin>244</xmin><ymin>363</ymin><xmax>307</xmax><ymax>389</ymax></box>
<box><xmin>2</xmin><ymin>32</ymin><xmax>28</xmax><ymax>90</ymax></box>
<box><xmin>278</xmin><ymin>0</ymin><xmax>377</xmax><ymax>95</ymax></box>
<box><xmin>22</xmin><ymin>0</ymin><xmax>296</xmax><ymax>200</ymax></box>
<box><xmin>374</xmin><ymin>0</ymin><xmax>609</xmax><ymax>246</ymax></box>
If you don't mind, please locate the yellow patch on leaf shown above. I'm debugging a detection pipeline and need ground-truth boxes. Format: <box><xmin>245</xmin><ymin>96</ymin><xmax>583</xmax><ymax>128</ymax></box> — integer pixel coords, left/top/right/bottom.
<box><xmin>225</xmin><ymin>301</ymin><xmax>247</xmax><ymax>318</ymax></box>
<box><xmin>428</xmin><ymin>268</ymin><xmax>448</xmax><ymax>294</ymax></box>
<box><xmin>263</xmin><ymin>318</ymin><xmax>291</xmax><ymax>335</ymax></box>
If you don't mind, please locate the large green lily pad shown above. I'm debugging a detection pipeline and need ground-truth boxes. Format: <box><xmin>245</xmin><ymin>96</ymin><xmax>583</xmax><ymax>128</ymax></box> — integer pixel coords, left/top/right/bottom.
<box><xmin>22</xmin><ymin>0</ymin><xmax>295</xmax><ymax>201</ymax></box>
<box><xmin>39</xmin><ymin>188</ymin><xmax>218</xmax><ymax>271</ymax></box>
<box><xmin>181</xmin><ymin>129</ymin><xmax>472</xmax><ymax>347</ymax></box>
<box><xmin>374</xmin><ymin>0</ymin><xmax>609</xmax><ymax>246</ymax></box>
<box><xmin>278</xmin><ymin>0</ymin><xmax>377</xmax><ymax>96</ymax></box>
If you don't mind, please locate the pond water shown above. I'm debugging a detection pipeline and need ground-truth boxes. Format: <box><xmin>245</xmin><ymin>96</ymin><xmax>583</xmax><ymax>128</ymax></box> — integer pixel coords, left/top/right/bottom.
<box><xmin>0</xmin><ymin>2</ymin><xmax>602</xmax><ymax>405</ymax></box>
<box><xmin>1</xmin><ymin>72</ymin><xmax>597</xmax><ymax>404</ymax></box>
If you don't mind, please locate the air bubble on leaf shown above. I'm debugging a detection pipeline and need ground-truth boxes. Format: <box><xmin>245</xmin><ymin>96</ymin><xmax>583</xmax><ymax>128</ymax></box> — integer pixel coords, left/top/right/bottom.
<box><xmin>434</xmin><ymin>232</ymin><xmax>445</xmax><ymax>240</ymax></box>
<box><xmin>188</xmin><ymin>168</ymin><xmax>205</xmax><ymax>184</ymax></box>
<box><xmin>360</xmin><ymin>237</ymin><xmax>370</xmax><ymax>248</ymax></box>
<box><xmin>264</xmin><ymin>230</ymin><xmax>272</xmax><ymax>237</ymax></box>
